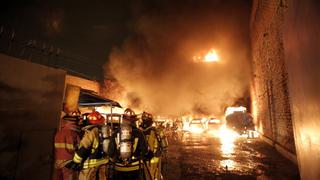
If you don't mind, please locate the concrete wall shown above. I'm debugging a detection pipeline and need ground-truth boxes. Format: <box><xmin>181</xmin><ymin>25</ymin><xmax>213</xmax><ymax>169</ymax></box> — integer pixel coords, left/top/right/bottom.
<box><xmin>250</xmin><ymin>0</ymin><xmax>296</xmax><ymax>163</ymax></box>
<box><xmin>283</xmin><ymin>0</ymin><xmax>320</xmax><ymax>179</ymax></box>
<box><xmin>65</xmin><ymin>74</ymin><xmax>101</xmax><ymax>94</ymax></box>
<box><xmin>0</xmin><ymin>54</ymin><xmax>66</xmax><ymax>179</ymax></box>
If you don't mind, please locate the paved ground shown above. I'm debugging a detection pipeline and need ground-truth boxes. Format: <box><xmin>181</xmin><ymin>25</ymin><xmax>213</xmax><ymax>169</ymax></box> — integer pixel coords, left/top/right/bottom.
<box><xmin>162</xmin><ymin>131</ymin><xmax>300</xmax><ymax>180</ymax></box>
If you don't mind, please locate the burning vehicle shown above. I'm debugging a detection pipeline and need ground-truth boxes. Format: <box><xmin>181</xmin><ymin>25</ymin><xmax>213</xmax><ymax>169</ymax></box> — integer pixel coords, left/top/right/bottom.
<box><xmin>225</xmin><ymin>106</ymin><xmax>255</xmax><ymax>135</ymax></box>
<box><xmin>188</xmin><ymin>118</ymin><xmax>206</xmax><ymax>134</ymax></box>
<box><xmin>205</xmin><ymin>117</ymin><xmax>222</xmax><ymax>135</ymax></box>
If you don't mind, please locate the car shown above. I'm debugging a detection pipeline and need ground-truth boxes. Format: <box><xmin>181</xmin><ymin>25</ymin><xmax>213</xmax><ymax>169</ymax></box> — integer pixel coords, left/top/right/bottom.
<box><xmin>188</xmin><ymin>118</ymin><xmax>206</xmax><ymax>134</ymax></box>
<box><xmin>206</xmin><ymin>118</ymin><xmax>221</xmax><ymax>128</ymax></box>
<box><xmin>205</xmin><ymin>118</ymin><xmax>222</xmax><ymax>135</ymax></box>
<box><xmin>225</xmin><ymin>111</ymin><xmax>255</xmax><ymax>135</ymax></box>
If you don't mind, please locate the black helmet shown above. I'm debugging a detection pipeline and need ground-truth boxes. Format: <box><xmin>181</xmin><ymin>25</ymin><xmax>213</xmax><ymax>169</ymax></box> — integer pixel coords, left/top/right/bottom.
<box><xmin>123</xmin><ymin>108</ymin><xmax>138</xmax><ymax>122</ymax></box>
<box><xmin>141</xmin><ymin>112</ymin><xmax>153</xmax><ymax>129</ymax></box>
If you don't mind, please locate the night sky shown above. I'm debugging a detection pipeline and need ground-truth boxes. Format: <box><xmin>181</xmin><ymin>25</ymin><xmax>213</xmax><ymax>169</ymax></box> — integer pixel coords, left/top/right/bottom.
<box><xmin>0</xmin><ymin>0</ymin><xmax>252</xmax><ymax>79</ymax></box>
<box><xmin>1</xmin><ymin>0</ymin><xmax>134</xmax><ymax>78</ymax></box>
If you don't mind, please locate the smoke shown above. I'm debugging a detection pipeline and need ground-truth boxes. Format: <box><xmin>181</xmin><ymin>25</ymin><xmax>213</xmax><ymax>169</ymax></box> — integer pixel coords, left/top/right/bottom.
<box><xmin>105</xmin><ymin>0</ymin><xmax>252</xmax><ymax>117</ymax></box>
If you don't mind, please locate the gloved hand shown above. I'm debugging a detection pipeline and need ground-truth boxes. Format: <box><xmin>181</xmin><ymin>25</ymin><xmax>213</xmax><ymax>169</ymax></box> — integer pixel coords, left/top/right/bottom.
<box><xmin>65</xmin><ymin>161</ymin><xmax>82</xmax><ymax>171</ymax></box>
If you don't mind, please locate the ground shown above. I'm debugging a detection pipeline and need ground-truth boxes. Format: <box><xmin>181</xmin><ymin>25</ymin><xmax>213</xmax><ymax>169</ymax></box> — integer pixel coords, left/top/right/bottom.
<box><xmin>162</xmin><ymin>131</ymin><xmax>300</xmax><ymax>180</ymax></box>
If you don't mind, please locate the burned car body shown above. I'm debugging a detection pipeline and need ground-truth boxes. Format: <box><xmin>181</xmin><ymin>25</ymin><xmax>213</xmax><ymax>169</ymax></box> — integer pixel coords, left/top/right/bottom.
<box><xmin>225</xmin><ymin>111</ymin><xmax>254</xmax><ymax>135</ymax></box>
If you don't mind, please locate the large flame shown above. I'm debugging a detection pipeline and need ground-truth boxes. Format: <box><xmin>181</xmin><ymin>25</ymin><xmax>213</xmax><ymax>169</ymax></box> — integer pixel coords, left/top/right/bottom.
<box><xmin>204</xmin><ymin>49</ymin><xmax>219</xmax><ymax>62</ymax></box>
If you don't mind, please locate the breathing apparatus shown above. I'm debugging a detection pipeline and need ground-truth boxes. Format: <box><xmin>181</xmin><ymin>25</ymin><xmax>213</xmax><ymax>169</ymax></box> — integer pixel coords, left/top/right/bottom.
<box><xmin>119</xmin><ymin>108</ymin><xmax>136</xmax><ymax>161</ymax></box>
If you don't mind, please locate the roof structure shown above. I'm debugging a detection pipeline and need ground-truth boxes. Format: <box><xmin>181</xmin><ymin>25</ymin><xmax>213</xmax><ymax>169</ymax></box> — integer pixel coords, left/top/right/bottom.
<box><xmin>78</xmin><ymin>89</ymin><xmax>121</xmax><ymax>107</ymax></box>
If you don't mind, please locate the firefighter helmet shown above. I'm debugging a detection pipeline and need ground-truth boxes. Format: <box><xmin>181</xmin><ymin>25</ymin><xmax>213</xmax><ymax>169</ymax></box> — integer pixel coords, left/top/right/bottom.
<box><xmin>142</xmin><ymin>111</ymin><xmax>153</xmax><ymax>120</ymax></box>
<box><xmin>141</xmin><ymin>111</ymin><xmax>153</xmax><ymax>128</ymax></box>
<box><xmin>63</xmin><ymin>109</ymin><xmax>81</xmax><ymax>121</ymax></box>
<box><xmin>69</xmin><ymin>110</ymin><xmax>81</xmax><ymax>117</ymax></box>
<box><xmin>87</xmin><ymin>111</ymin><xmax>105</xmax><ymax>125</ymax></box>
<box><xmin>123</xmin><ymin>108</ymin><xmax>137</xmax><ymax>121</ymax></box>
<box><xmin>63</xmin><ymin>101</ymin><xmax>81</xmax><ymax>117</ymax></box>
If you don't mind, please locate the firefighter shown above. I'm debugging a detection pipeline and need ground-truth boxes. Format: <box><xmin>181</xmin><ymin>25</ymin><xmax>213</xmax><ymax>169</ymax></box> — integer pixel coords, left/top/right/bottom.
<box><xmin>53</xmin><ymin>108</ymin><xmax>81</xmax><ymax>180</ymax></box>
<box><xmin>140</xmin><ymin>112</ymin><xmax>168</xmax><ymax>180</ymax></box>
<box><xmin>109</xmin><ymin>108</ymin><xmax>151</xmax><ymax>180</ymax></box>
<box><xmin>66</xmin><ymin>110</ymin><xmax>110</xmax><ymax>180</ymax></box>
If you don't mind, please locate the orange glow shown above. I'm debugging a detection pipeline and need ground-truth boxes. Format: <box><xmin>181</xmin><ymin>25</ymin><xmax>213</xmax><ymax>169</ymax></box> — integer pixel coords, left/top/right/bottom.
<box><xmin>189</xmin><ymin>126</ymin><xmax>205</xmax><ymax>134</ymax></box>
<box><xmin>225</xmin><ymin>106</ymin><xmax>247</xmax><ymax>116</ymax></box>
<box><xmin>193</xmin><ymin>48</ymin><xmax>220</xmax><ymax>63</ymax></box>
<box><xmin>204</xmin><ymin>49</ymin><xmax>219</xmax><ymax>62</ymax></box>
<box><xmin>220</xmin><ymin>159</ymin><xmax>235</xmax><ymax>170</ymax></box>
<box><xmin>96</xmin><ymin>106</ymin><xmax>124</xmax><ymax>114</ymax></box>
<box><xmin>219</xmin><ymin>125</ymin><xmax>238</xmax><ymax>147</ymax></box>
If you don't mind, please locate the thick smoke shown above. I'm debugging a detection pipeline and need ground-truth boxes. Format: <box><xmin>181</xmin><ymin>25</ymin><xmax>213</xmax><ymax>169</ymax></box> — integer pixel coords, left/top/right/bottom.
<box><xmin>105</xmin><ymin>0</ymin><xmax>252</xmax><ymax>117</ymax></box>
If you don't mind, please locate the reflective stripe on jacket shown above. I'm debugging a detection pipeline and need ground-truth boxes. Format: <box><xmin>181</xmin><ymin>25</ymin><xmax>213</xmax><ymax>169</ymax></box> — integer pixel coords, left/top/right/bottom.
<box><xmin>115</xmin><ymin>160</ymin><xmax>142</xmax><ymax>171</ymax></box>
<box><xmin>54</xmin><ymin>121</ymin><xmax>80</xmax><ymax>168</ymax></box>
<box><xmin>83</xmin><ymin>158</ymin><xmax>109</xmax><ymax>169</ymax></box>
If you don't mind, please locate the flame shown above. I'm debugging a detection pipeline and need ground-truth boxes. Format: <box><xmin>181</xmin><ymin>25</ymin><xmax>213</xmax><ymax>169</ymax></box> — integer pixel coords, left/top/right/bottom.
<box><xmin>218</xmin><ymin>125</ymin><xmax>238</xmax><ymax>157</ymax></box>
<box><xmin>189</xmin><ymin>126</ymin><xmax>204</xmax><ymax>134</ymax></box>
<box><xmin>204</xmin><ymin>49</ymin><xmax>219</xmax><ymax>62</ymax></box>
<box><xmin>193</xmin><ymin>48</ymin><xmax>220</xmax><ymax>63</ymax></box>
<box><xmin>225</xmin><ymin>106</ymin><xmax>247</xmax><ymax>116</ymax></box>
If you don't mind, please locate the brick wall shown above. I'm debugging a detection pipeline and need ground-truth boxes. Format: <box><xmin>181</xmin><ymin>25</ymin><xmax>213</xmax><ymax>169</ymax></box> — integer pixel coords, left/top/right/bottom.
<box><xmin>250</xmin><ymin>0</ymin><xmax>296</xmax><ymax>161</ymax></box>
